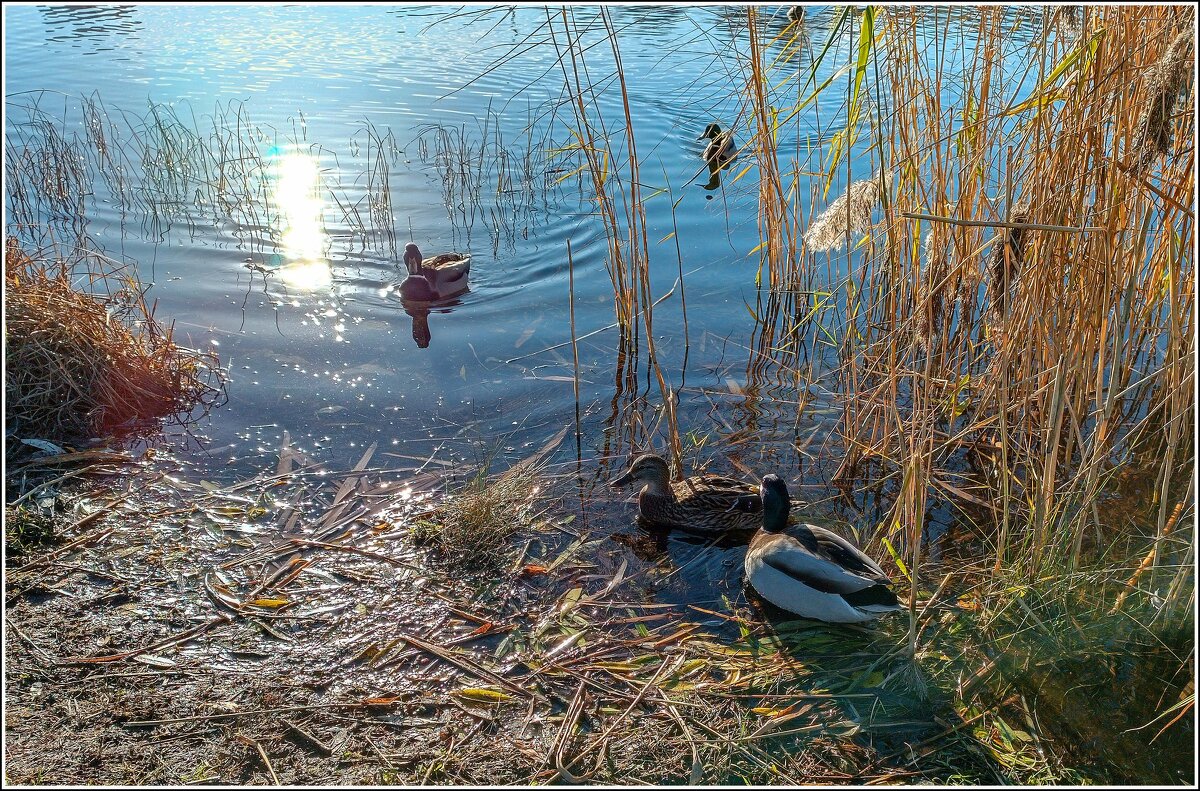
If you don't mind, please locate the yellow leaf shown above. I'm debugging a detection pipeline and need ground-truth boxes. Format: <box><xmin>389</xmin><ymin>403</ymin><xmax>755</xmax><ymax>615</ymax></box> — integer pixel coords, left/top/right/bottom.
<box><xmin>456</xmin><ymin>687</ymin><xmax>512</xmax><ymax>703</ymax></box>
<box><xmin>248</xmin><ymin>597</ymin><xmax>289</xmax><ymax>608</ymax></box>
<box><xmin>592</xmin><ymin>661</ymin><xmax>644</xmax><ymax>673</ymax></box>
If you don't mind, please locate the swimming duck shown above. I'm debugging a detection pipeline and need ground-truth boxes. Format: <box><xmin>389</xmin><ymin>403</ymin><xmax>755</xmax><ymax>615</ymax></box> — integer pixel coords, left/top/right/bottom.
<box><xmin>698</xmin><ymin>123</ymin><xmax>736</xmax><ymax>167</ymax></box>
<box><xmin>787</xmin><ymin>6</ymin><xmax>805</xmax><ymax>24</ymax></box>
<box><xmin>742</xmin><ymin>475</ymin><xmax>902</xmax><ymax>623</ymax></box>
<box><xmin>610</xmin><ymin>453</ymin><xmax>761</xmax><ymax>536</ymax></box>
<box><xmin>398</xmin><ymin>243</ymin><xmax>471</xmax><ymax>302</ymax></box>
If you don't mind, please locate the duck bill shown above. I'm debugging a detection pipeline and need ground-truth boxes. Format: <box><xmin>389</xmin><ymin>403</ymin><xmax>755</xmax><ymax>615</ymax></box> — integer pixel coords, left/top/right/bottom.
<box><xmin>610</xmin><ymin>470</ymin><xmax>635</xmax><ymax>488</ymax></box>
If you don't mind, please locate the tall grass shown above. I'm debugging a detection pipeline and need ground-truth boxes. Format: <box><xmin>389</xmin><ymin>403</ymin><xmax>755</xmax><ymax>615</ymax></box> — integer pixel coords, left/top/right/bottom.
<box><xmin>547</xmin><ymin>7</ymin><xmax>684</xmax><ymax>471</ymax></box>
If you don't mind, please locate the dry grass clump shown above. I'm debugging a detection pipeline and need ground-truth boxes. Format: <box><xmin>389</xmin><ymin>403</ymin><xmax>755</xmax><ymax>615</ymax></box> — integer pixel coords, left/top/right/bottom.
<box><xmin>413</xmin><ymin>441</ymin><xmax>556</xmax><ymax>566</ymax></box>
<box><xmin>1130</xmin><ymin>27</ymin><xmax>1194</xmax><ymax>170</ymax></box>
<box><xmin>3</xmin><ymin>505</ymin><xmax>57</xmax><ymax>556</ymax></box>
<box><xmin>803</xmin><ymin>173</ymin><xmax>888</xmax><ymax>253</ymax></box>
<box><xmin>4</xmin><ymin>238</ymin><xmax>223</xmax><ymax>459</ymax></box>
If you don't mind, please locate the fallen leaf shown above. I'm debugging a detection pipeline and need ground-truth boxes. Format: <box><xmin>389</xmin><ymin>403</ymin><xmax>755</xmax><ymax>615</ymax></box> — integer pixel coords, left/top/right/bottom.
<box><xmin>362</xmin><ymin>697</ymin><xmax>401</xmax><ymax>706</ymax></box>
<box><xmin>248</xmin><ymin>597</ymin><xmax>290</xmax><ymax>608</ymax></box>
<box><xmin>456</xmin><ymin>688</ymin><xmax>512</xmax><ymax>704</ymax></box>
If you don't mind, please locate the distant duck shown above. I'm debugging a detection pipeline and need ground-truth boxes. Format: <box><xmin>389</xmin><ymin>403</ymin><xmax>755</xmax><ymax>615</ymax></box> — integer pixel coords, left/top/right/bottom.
<box><xmin>698</xmin><ymin>123</ymin><xmax>736</xmax><ymax>167</ymax></box>
<box><xmin>610</xmin><ymin>453</ymin><xmax>761</xmax><ymax>536</ymax></box>
<box><xmin>397</xmin><ymin>243</ymin><xmax>471</xmax><ymax>302</ymax></box>
<box><xmin>787</xmin><ymin>6</ymin><xmax>805</xmax><ymax>24</ymax></box>
<box><xmin>741</xmin><ymin>475</ymin><xmax>903</xmax><ymax>623</ymax></box>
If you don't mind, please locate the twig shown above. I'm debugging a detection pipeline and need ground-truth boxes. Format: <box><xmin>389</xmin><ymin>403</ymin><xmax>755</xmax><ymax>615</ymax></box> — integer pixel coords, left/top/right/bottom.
<box><xmin>395</xmin><ymin>631</ymin><xmax>543</xmax><ymax>701</ymax></box>
<box><xmin>61</xmin><ymin>615</ymin><xmax>230</xmax><ymax>664</ymax></box>
<box><xmin>283</xmin><ymin>718</ymin><xmax>334</xmax><ymax>757</ymax></box>
<box><xmin>124</xmin><ymin>702</ymin><xmax>394</xmax><ymax>728</ymax></box>
<box><xmin>239</xmin><ymin>735</ymin><xmax>280</xmax><ymax>785</ymax></box>
<box><xmin>901</xmin><ymin>211</ymin><xmax>1101</xmax><ymax>233</ymax></box>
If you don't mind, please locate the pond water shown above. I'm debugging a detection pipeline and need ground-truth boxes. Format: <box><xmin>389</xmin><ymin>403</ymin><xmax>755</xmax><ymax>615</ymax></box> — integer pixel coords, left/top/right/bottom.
<box><xmin>5</xmin><ymin>4</ymin><xmax>1051</xmax><ymax>493</ymax></box>
<box><xmin>6</xmin><ymin>5</ymin><xmax>1192</xmax><ymax>783</ymax></box>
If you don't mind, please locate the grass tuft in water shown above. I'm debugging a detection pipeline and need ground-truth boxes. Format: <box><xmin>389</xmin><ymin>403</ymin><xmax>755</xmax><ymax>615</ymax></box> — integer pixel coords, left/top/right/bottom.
<box><xmin>413</xmin><ymin>430</ymin><xmax>564</xmax><ymax>567</ymax></box>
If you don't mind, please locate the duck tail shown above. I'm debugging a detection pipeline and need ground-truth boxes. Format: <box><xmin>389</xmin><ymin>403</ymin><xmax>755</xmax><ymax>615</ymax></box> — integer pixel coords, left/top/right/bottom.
<box><xmin>840</xmin><ymin>584</ymin><xmax>901</xmax><ymax>610</ymax></box>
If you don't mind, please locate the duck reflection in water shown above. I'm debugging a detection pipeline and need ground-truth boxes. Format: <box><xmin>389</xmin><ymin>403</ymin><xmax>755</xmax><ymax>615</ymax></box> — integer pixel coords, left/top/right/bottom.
<box><xmin>703</xmin><ymin>160</ymin><xmax>729</xmax><ymax>192</ymax></box>
<box><xmin>698</xmin><ymin>123</ymin><xmax>736</xmax><ymax>193</ymax></box>
<box><xmin>406</xmin><ymin>307</ymin><xmax>431</xmax><ymax>349</ymax></box>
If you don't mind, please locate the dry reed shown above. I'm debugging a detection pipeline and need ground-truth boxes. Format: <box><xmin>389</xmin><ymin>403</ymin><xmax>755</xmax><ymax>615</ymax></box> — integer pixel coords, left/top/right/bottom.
<box><xmin>4</xmin><ymin>239</ymin><xmax>223</xmax><ymax>458</ymax></box>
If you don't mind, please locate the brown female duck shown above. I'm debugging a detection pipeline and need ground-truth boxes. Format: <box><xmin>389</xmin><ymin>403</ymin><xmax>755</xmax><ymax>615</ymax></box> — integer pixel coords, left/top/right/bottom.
<box><xmin>610</xmin><ymin>453</ymin><xmax>761</xmax><ymax>536</ymax></box>
<box><xmin>398</xmin><ymin>243</ymin><xmax>471</xmax><ymax>302</ymax></box>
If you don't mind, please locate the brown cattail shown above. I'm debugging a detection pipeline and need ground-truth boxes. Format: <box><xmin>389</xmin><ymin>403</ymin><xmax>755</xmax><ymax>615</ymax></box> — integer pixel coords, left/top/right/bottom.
<box><xmin>985</xmin><ymin>201</ymin><xmax>1031</xmax><ymax>330</ymax></box>
<box><xmin>804</xmin><ymin>172</ymin><xmax>889</xmax><ymax>253</ymax></box>
<box><xmin>1130</xmin><ymin>28</ymin><xmax>1194</xmax><ymax>170</ymax></box>
<box><xmin>916</xmin><ymin>217</ymin><xmax>952</xmax><ymax>355</ymax></box>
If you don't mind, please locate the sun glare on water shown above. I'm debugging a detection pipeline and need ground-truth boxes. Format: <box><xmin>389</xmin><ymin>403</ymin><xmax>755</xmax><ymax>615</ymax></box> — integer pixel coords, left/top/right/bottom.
<box><xmin>270</xmin><ymin>150</ymin><xmax>331</xmax><ymax>290</ymax></box>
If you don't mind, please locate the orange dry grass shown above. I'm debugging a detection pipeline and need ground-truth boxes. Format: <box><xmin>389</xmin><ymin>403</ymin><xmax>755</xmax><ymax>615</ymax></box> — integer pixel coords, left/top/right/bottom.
<box><xmin>4</xmin><ymin>238</ymin><xmax>222</xmax><ymax>454</ymax></box>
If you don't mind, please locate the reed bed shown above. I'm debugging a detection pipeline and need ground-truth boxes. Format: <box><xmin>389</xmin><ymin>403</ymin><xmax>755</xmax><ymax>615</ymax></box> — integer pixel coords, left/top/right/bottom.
<box><xmin>541</xmin><ymin>2</ymin><xmax>1194</xmax><ymax>722</ymax></box>
<box><xmin>722</xmin><ymin>6</ymin><xmax>1195</xmax><ymax>610</ymax></box>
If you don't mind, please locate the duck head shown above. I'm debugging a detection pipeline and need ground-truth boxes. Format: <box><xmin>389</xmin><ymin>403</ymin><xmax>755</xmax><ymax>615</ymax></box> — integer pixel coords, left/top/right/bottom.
<box><xmin>403</xmin><ymin>243</ymin><xmax>423</xmax><ymax>274</ymax></box>
<box><xmin>610</xmin><ymin>453</ymin><xmax>672</xmax><ymax>495</ymax></box>
<box><xmin>698</xmin><ymin>123</ymin><xmax>724</xmax><ymax>141</ymax></box>
<box><xmin>759</xmin><ymin>474</ymin><xmax>790</xmax><ymax>532</ymax></box>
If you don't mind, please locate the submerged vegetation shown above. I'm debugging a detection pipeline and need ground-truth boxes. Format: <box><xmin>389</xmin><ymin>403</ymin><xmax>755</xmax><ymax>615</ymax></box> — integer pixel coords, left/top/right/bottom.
<box><xmin>3</xmin><ymin>3</ymin><xmax>1195</xmax><ymax>785</ymax></box>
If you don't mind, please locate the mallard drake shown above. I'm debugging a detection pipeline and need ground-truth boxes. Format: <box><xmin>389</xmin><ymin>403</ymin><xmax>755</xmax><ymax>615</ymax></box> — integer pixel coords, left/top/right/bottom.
<box><xmin>698</xmin><ymin>123</ymin><xmax>736</xmax><ymax>167</ymax></box>
<box><xmin>398</xmin><ymin>243</ymin><xmax>471</xmax><ymax>302</ymax></box>
<box><xmin>610</xmin><ymin>453</ymin><xmax>761</xmax><ymax>536</ymax></box>
<box><xmin>742</xmin><ymin>475</ymin><xmax>902</xmax><ymax>623</ymax></box>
